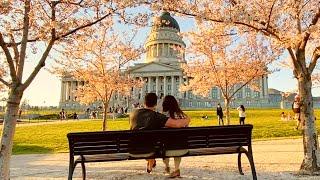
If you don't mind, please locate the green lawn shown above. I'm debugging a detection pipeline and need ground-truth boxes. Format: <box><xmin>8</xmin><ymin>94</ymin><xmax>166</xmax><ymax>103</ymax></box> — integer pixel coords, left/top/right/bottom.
<box><xmin>7</xmin><ymin>108</ymin><xmax>320</xmax><ymax>154</ymax></box>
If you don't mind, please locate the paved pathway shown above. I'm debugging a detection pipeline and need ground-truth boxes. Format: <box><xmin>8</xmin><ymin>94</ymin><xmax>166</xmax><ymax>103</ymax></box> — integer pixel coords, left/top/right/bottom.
<box><xmin>10</xmin><ymin>138</ymin><xmax>319</xmax><ymax>179</ymax></box>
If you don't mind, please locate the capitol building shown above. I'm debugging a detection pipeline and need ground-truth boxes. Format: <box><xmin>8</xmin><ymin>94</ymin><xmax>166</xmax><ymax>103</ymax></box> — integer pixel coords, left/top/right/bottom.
<box><xmin>59</xmin><ymin>12</ymin><xmax>270</xmax><ymax>109</ymax></box>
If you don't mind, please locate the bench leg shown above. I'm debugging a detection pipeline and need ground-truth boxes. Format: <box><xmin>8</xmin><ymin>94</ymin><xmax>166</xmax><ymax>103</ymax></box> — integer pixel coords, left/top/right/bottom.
<box><xmin>81</xmin><ymin>161</ymin><xmax>86</xmax><ymax>180</ymax></box>
<box><xmin>68</xmin><ymin>162</ymin><xmax>77</xmax><ymax>180</ymax></box>
<box><xmin>244</xmin><ymin>151</ymin><xmax>257</xmax><ymax>180</ymax></box>
<box><xmin>237</xmin><ymin>153</ymin><xmax>244</xmax><ymax>175</ymax></box>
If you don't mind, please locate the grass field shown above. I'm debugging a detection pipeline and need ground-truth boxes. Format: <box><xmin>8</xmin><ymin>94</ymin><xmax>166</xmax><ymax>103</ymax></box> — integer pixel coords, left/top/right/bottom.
<box><xmin>6</xmin><ymin>108</ymin><xmax>320</xmax><ymax>154</ymax></box>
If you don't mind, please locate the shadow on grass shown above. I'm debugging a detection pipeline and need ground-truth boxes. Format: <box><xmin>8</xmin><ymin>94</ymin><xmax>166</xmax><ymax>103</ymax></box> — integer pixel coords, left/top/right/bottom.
<box><xmin>13</xmin><ymin>144</ymin><xmax>53</xmax><ymax>155</ymax></box>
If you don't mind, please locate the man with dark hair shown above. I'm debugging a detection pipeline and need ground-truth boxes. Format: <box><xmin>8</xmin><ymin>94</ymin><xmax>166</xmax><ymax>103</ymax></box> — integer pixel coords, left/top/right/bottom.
<box><xmin>130</xmin><ymin>93</ymin><xmax>189</xmax><ymax>130</ymax></box>
<box><xmin>129</xmin><ymin>93</ymin><xmax>190</xmax><ymax>173</ymax></box>
<box><xmin>216</xmin><ymin>103</ymin><xmax>224</xmax><ymax>125</ymax></box>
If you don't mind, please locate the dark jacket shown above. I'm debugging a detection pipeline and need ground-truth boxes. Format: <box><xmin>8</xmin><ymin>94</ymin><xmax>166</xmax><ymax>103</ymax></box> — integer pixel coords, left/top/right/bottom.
<box><xmin>216</xmin><ymin>106</ymin><xmax>223</xmax><ymax>117</ymax></box>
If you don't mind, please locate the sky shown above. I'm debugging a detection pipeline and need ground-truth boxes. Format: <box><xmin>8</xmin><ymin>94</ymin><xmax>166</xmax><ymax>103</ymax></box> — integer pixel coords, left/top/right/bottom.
<box><xmin>5</xmin><ymin>13</ymin><xmax>319</xmax><ymax>107</ymax></box>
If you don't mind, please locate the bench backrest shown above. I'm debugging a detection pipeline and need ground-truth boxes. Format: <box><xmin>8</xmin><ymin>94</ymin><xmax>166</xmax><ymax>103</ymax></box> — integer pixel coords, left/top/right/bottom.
<box><xmin>67</xmin><ymin>125</ymin><xmax>253</xmax><ymax>156</ymax></box>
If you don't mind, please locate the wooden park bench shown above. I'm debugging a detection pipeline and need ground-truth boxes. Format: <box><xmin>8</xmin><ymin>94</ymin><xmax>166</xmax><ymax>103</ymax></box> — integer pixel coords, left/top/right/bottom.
<box><xmin>67</xmin><ymin>125</ymin><xmax>257</xmax><ymax>180</ymax></box>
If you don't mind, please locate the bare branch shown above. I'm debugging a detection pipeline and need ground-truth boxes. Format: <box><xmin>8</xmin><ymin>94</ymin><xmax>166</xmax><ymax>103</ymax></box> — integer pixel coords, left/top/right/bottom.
<box><xmin>21</xmin><ymin>1</ymin><xmax>58</xmax><ymax>90</ymax></box>
<box><xmin>309</xmin><ymin>47</ymin><xmax>320</xmax><ymax>73</ymax></box>
<box><xmin>9</xmin><ymin>34</ymin><xmax>19</xmax><ymax>72</ymax></box>
<box><xmin>56</xmin><ymin>11</ymin><xmax>114</xmax><ymax>40</ymax></box>
<box><xmin>0</xmin><ymin>33</ymin><xmax>17</xmax><ymax>81</ymax></box>
<box><xmin>6</xmin><ymin>37</ymin><xmax>39</xmax><ymax>47</ymax></box>
<box><xmin>166</xmin><ymin>7</ymin><xmax>281</xmax><ymax>40</ymax></box>
<box><xmin>266</xmin><ymin>0</ymin><xmax>276</xmax><ymax>30</ymax></box>
<box><xmin>21</xmin><ymin>39</ymin><xmax>55</xmax><ymax>90</ymax></box>
<box><xmin>230</xmin><ymin>70</ymin><xmax>260</xmax><ymax>98</ymax></box>
<box><xmin>0</xmin><ymin>78</ymin><xmax>9</xmax><ymax>87</ymax></box>
<box><xmin>17</xmin><ymin>1</ymin><xmax>31</xmax><ymax>82</ymax></box>
<box><xmin>300</xmin><ymin>7</ymin><xmax>320</xmax><ymax>50</ymax></box>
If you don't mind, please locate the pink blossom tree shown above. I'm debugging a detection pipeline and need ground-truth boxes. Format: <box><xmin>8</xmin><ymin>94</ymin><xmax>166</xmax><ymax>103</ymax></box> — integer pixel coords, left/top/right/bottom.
<box><xmin>157</xmin><ymin>0</ymin><xmax>320</xmax><ymax>173</ymax></box>
<box><xmin>54</xmin><ymin>28</ymin><xmax>144</xmax><ymax>131</ymax></box>
<box><xmin>180</xmin><ymin>23</ymin><xmax>272</xmax><ymax>124</ymax></box>
<box><xmin>0</xmin><ymin>1</ymin><xmax>148</xmax><ymax>178</ymax></box>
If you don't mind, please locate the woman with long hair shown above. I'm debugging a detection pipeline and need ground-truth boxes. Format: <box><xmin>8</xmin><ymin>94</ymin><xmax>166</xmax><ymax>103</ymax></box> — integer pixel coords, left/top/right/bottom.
<box><xmin>162</xmin><ymin>95</ymin><xmax>189</xmax><ymax>178</ymax></box>
<box><xmin>237</xmin><ymin>105</ymin><xmax>246</xmax><ymax>125</ymax></box>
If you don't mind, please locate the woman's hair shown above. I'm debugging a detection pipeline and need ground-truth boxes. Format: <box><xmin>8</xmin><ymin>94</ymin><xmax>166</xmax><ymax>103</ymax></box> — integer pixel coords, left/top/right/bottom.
<box><xmin>240</xmin><ymin>105</ymin><xmax>245</xmax><ymax>112</ymax></box>
<box><xmin>162</xmin><ymin>95</ymin><xmax>186</xmax><ymax>119</ymax></box>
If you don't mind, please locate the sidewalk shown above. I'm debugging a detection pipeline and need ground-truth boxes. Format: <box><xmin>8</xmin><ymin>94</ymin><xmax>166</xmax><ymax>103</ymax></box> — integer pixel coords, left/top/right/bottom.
<box><xmin>10</xmin><ymin>138</ymin><xmax>318</xmax><ymax>179</ymax></box>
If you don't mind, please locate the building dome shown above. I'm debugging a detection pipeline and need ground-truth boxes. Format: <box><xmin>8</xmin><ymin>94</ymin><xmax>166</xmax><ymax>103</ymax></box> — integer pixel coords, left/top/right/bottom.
<box><xmin>154</xmin><ymin>12</ymin><xmax>180</xmax><ymax>31</ymax></box>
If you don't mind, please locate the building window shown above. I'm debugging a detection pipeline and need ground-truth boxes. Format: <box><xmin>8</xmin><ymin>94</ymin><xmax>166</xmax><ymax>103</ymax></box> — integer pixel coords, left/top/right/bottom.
<box><xmin>153</xmin><ymin>85</ymin><xmax>156</xmax><ymax>91</ymax></box>
<box><xmin>160</xmin><ymin>85</ymin><xmax>163</xmax><ymax>90</ymax></box>
<box><xmin>254</xmin><ymin>91</ymin><xmax>260</xmax><ymax>98</ymax></box>
<box><xmin>237</xmin><ymin>92</ymin><xmax>243</xmax><ymax>98</ymax></box>
<box><xmin>176</xmin><ymin>77</ymin><xmax>179</xmax><ymax>82</ymax></box>
<box><xmin>212</xmin><ymin>88</ymin><xmax>218</xmax><ymax>99</ymax></box>
<box><xmin>168</xmin><ymin>85</ymin><xmax>171</xmax><ymax>90</ymax></box>
<box><xmin>246</xmin><ymin>100</ymin><xmax>251</xmax><ymax>105</ymax></box>
<box><xmin>212</xmin><ymin>101</ymin><xmax>216</xmax><ymax>107</ymax></box>
<box><xmin>246</xmin><ymin>91</ymin><xmax>251</xmax><ymax>97</ymax></box>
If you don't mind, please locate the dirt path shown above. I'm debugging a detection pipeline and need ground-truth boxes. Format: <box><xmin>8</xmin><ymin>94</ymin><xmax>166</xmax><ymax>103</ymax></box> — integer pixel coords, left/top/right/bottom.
<box><xmin>10</xmin><ymin>138</ymin><xmax>318</xmax><ymax>179</ymax></box>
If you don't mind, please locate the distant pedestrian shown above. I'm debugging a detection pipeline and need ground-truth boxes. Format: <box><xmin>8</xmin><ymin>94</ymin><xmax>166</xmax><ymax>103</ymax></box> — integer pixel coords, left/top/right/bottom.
<box><xmin>72</xmin><ymin>112</ymin><xmax>78</xmax><ymax>120</ymax></box>
<box><xmin>216</xmin><ymin>103</ymin><xmax>224</xmax><ymax>125</ymax></box>
<box><xmin>18</xmin><ymin>108</ymin><xmax>23</xmax><ymax>119</ymax></box>
<box><xmin>292</xmin><ymin>95</ymin><xmax>301</xmax><ymax>130</ymax></box>
<box><xmin>237</xmin><ymin>105</ymin><xmax>246</xmax><ymax>125</ymax></box>
<box><xmin>280</xmin><ymin>112</ymin><xmax>286</xmax><ymax>121</ymax></box>
<box><xmin>59</xmin><ymin>109</ymin><xmax>66</xmax><ymax>120</ymax></box>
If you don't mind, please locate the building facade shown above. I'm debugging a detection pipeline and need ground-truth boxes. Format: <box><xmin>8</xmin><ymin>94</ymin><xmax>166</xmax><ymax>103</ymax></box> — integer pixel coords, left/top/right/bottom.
<box><xmin>59</xmin><ymin>12</ymin><xmax>270</xmax><ymax>109</ymax></box>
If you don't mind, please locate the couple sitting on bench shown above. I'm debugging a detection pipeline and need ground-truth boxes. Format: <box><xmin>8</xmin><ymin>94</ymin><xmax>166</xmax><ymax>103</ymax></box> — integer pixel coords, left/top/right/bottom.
<box><xmin>130</xmin><ymin>93</ymin><xmax>190</xmax><ymax>178</ymax></box>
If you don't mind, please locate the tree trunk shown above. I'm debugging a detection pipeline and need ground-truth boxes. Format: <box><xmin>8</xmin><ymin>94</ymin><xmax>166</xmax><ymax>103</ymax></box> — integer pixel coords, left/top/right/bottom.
<box><xmin>224</xmin><ymin>98</ymin><xmax>230</xmax><ymax>125</ymax></box>
<box><xmin>102</xmin><ymin>103</ymin><xmax>108</xmax><ymax>131</ymax></box>
<box><xmin>298</xmin><ymin>75</ymin><xmax>320</xmax><ymax>174</ymax></box>
<box><xmin>0</xmin><ymin>87</ymin><xmax>23</xmax><ymax>179</ymax></box>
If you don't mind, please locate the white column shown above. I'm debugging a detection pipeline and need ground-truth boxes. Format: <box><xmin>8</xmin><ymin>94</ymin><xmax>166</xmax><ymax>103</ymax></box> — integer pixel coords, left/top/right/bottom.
<box><xmin>156</xmin><ymin>44</ymin><xmax>159</xmax><ymax>57</ymax></box>
<box><xmin>260</xmin><ymin>77</ymin><xmax>264</xmax><ymax>98</ymax></box>
<box><xmin>162</xmin><ymin>43</ymin><xmax>165</xmax><ymax>56</ymax></box>
<box><xmin>148</xmin><ymin>76</ymin><xmax>152</xmax><ymax>93</ymax></box>
<box><xmin>65</xmin><ymin>81</ymin><xmax>70</xmax><ymax>101</ymax></box>
<box><xmin>140</xmin><ymin>78</ymin><xmax>144</xmax><ymax>99</ymax></box>
<box><xmin>171</xmin><ymin>76</ymin><xmax>174</xmax><ymax>96</ymax></box>
<box><xmin>156</xmin><ymin>76</ymin><xmax>159</xmax><ymax>96</ymax></box>
<box><xmin>179</xmin><ymin>76</ymin><xmax>183</xmax><ymax>98</ymax></box>
<box><xmin>242</xmin><ymin>84</ymin><xmax>246</xmax><ymax>98</ymax></box>
<box><xmin>186</xmin><ymin>77</ymin><xmax>189</xmax><ymax>99</ymax></box>
<box><xmin>264</xmin><ymin>75</ymin><xmax>268</xmax><ymax>97</ymax></box>
<box><xmin>70</xmin><ymin>81</ymin><xmax>74</xmax><ymax>101</ymax></box>
<box><xmin>163</xmin><ymin>76</ymin><xmax>167</xmax><ymax>96</ymax></box>
<box><xmin>117</xmin><ymin>91</ymin><xmax>121</xmax><ymax>105</ymax></box>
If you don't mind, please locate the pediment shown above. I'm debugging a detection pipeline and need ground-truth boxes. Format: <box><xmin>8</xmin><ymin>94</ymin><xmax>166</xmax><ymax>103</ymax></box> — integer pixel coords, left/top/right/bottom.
<box><xmin>129</xmin><ymin>62</ymin><xmax>180</xmax><ymax>73</ymax></box>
